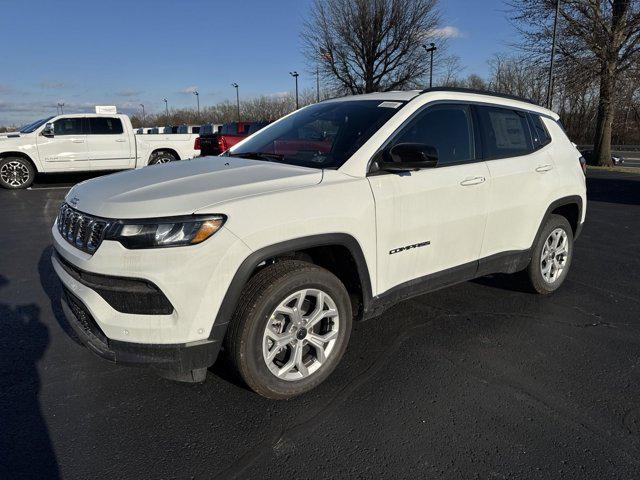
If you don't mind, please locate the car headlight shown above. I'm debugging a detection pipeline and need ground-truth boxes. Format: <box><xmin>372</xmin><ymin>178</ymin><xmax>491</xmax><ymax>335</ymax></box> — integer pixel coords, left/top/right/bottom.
<box><xmin>105</xmin><ymin>215</ymin><xmax>225</xmax><ymax>249</ymax></box>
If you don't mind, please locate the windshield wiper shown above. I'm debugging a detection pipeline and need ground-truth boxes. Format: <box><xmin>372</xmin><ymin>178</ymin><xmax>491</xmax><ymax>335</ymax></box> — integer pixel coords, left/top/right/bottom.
<box><xmin>228</xmin><ymin>151</ymin><xmax>285</xmax><ymax>162</ymax></box>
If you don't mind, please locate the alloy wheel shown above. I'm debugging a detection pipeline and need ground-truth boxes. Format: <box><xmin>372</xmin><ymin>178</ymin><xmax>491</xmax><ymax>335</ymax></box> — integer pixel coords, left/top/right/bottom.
<box><xmin>0</xmin><ymin>161</ymin><xmax>30</xmax><ymax>187</ymax></box>
<box><xmin>262</xmin><ymin>288</ymin><xmax>340</xmax><ymax>381</ymax></box>
<box><xmin>540</xmin><ymin>227</ymin><xmax>569</xmax><ymax>284</ymax></box>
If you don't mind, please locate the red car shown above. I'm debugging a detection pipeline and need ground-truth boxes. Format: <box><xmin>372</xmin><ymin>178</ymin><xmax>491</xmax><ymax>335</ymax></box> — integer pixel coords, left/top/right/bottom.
<box><xmin>195</xmin><ymin>121</ymin><xmax>268</xmax><ymax>157</ymax></box>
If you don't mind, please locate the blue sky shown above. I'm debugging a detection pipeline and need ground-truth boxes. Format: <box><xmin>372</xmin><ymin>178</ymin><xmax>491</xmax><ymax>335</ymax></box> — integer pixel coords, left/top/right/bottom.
<box><xmin>0</xmin><ymin>0</ymin><xmax>516</xmax><ymax>125</ymax></box>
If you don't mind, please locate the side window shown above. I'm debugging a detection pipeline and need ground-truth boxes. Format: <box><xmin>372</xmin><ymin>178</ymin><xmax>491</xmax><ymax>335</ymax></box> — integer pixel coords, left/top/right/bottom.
<box><xmin>53</xmin><ymin>117</ymin><xmax>83</xmax><ymax>136</ymax></box>
<box><xmin>528</xmin><ymin>113</ymin><xmax>551</xmax><ymax>149</ymax></box>
<box><xmin>89</xmin><ymin>117</ymin><xmax>124</xmax><ymax>135</ymax></box>
<box><xmin>392</xmin><ymin>104</ymin><xmax>475</xmax><ymax>165</ymax></box>
<box><xmin>477</xmin><ymin>106</ymin><xmax>534</xmax><ymax>159</ymax></box>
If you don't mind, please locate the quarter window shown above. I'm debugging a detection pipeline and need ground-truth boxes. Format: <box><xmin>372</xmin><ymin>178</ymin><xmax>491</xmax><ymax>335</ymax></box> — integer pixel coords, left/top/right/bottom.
<box><xmin>53</xmin><ymin>118</ymin><xmax>83</xmax><ymax>135</ymax></box>
<box><xmin>89</xmin><ymin>117</ymin><xmax>124</xmax><ymax>135</ymax></box>
<box><xmin>477</xmin><ymin>106</ymin><xmax>534</xmax><ymax>159</ymax></box>
<box><xmin>528</xmin><ymin>113</ymin><xmax>552</xmax><ymax>149</ymax></box>
<box><xmin>392</xmin><ymin>104</ymin><xmax>475</xmax><ymax>165</ymax></box>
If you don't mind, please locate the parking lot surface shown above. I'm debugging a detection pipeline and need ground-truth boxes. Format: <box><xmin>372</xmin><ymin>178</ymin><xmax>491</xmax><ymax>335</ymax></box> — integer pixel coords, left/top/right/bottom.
<box><xmin>1</xmin><ymin>169</ymin><xmax>639</xmax><ymax>479</ymax></box>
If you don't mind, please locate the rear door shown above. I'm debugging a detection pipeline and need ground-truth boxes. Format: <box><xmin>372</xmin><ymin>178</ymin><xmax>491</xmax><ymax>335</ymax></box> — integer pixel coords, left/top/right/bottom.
<box><xmin>477</xmin><ymin>106</ymin><xmax>557</xmax><ymax>257</ymax></box>
<box><xmin>86</xmin><ymin>116</ymin><xmax>133</xmax><ymax>169</ymax></box>
<box><xmin>36</xmin><ymin>117</ymin><xmax>89</xmax><ymax>170</ymax></box>
<box><xmin>369</xmin><ymin>103</ymin><xmax>491</xmax><ymax>294</ymax></box>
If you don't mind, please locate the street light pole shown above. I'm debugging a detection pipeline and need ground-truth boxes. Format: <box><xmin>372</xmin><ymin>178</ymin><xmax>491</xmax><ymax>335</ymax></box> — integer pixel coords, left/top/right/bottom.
<box><xmin>232</xmin><ymin>83</ymin><xmax>240</xmax><ymax>121</ymax></box>
<box><xmin>57</xmin><ymin>102</ymin><xmax>65</xmax><ymax>114</ymax></box>
<box><xmin>140</xmin><ymin>104</ymin><xmax>145</xmax><ymax>123</ymax></box>
<box><xmin>163</xmin><ymin>98</ymin><xmax>168</xmax><ymax>120</ymax></box>
<box><xmin>547</xmin><ymin>0</ymin><xmax>561</xmax><ymax>109</ymax></box>
<box><xmin>422</xmin><ymin>43</ymin><xmax>437</xmax><ymax>88</ymax></box>
<box><xmin>289</xmin><ymin>71</ymin><xmax>299</xmax><ymax>109</ymax></box>
<box><xmin>193</xmin><ymin>91</ymin><xmax>200</xmax><ymax>115</ymax></box>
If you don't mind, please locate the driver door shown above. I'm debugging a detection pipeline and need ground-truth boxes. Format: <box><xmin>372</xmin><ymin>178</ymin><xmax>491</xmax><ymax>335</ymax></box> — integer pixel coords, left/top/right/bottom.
<box><xmin>368</xmin><ymin>103</ymin><xmax>491</xmax><ymax>294</ymax></box>
<box><xmin>36</xmin><ymin>117</ymin><xmax>89</xmax><ymax>170</ymax></box>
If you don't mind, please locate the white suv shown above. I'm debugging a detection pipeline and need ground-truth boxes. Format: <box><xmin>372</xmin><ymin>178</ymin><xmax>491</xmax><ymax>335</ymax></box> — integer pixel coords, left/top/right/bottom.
<box><xmin>51</xmin><ymin>88</ymin><xmax>586</xmax><ymax>399</ymax></box>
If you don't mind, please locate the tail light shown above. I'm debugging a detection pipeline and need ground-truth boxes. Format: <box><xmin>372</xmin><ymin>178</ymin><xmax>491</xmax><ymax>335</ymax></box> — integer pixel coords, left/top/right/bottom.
<box><xmin>578</xmin><ymin>156</ymin><xmax>587</xmax><ymax>175</ymax></box>
<box><xmin>194</xmin><ymin>137</ymin><xmax>201</xmax><ymax>150</ymax></box>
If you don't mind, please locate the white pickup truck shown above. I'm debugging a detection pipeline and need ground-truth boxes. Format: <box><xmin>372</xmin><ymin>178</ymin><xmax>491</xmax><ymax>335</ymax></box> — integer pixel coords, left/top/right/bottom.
<box><xmin>0</xmin><ymin>113</ymin><xmax>199</xmax><ymax>189</ymax></box>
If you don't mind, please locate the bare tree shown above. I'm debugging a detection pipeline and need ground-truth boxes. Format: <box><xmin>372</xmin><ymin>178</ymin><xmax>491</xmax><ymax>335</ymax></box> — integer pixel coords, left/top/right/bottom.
<box><xmin>508</xmin><ymin>0</ymin><xmax>640</xmax><ymax>166</ymax></box>
<box><xmin>302</xmin><ymin>0</ymin><xmax>443</xmax><ymax>93</ymax></box>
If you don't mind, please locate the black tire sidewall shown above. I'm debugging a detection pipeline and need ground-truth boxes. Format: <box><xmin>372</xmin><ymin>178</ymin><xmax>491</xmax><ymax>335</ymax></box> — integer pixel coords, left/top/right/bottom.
<box><xmin>240</xmin><ymin>266</ymin><xmax>352</xmax><ymax>399</ymax></box>
<box><xmin>529</xmin><ymin>214</ymin><xmax>574</xmax><ymax>293</ymax></box>
<box><xmin>0</xmin><ymin>157</ymin><xmax>35</xmax><ymax>189</ymax></box>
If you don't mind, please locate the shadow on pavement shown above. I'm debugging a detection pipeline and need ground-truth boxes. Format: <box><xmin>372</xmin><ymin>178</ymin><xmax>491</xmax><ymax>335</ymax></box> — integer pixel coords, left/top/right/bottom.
<box><xmin>586</xmin><ymin>174</ymin><xmax>640</xmax><ymax>205</ymax></box>
<box><xmin>0</xmin><ymin>275</ymin><xmax>60</xmax><ymax>479</ymax></box>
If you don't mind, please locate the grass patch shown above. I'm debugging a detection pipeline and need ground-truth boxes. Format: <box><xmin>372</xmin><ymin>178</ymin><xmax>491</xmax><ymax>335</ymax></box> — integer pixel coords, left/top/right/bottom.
<box><xmin>587</xmin><ymin>165</ymin><xmax>640</xmax><ymax>174</ymax></box>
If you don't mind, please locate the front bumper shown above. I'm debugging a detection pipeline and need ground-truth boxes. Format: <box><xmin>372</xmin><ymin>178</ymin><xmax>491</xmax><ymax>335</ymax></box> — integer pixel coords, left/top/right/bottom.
<box><xmin>60</xmin><ymin>279</ymin><xmax>225</xmax><ymax>373</ymax></box>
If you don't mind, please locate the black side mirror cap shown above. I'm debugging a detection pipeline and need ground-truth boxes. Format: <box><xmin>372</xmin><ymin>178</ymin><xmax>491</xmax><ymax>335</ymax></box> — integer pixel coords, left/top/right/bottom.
<box><xmin>381</xmin><ymin>143</ymin><xmax>438</xmax><ymax>171</ymax></box>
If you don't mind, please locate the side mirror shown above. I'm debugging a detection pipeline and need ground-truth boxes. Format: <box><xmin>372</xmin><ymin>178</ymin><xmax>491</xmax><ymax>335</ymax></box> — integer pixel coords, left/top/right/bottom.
<box><xmin>42</xmin><ymin>123</ymin><xmax>54</xmax><ymax>138</ymax></box>
<box><xmin>381</xmin><ymin>143</ymin><xmax>438</xmax><ymax>171</ymax></box>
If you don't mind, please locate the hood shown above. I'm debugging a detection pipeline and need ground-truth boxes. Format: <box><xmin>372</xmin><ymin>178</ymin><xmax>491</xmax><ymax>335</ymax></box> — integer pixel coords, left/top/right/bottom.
<box><xmin>66</xmin><ymin>156</ymin><xmax>323</xmax><ymax>218</ymax></box>
<box><xmin>0</xmin><ymin>131</ymin><xmax>20</xmax><ymax>138</ymax></box>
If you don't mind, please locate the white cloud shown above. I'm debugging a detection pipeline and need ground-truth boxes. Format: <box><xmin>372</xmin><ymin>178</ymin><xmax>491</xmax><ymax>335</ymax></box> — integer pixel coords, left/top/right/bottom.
<box><xmin>179</xmin><ymin>85</ymin><xmax>199</xmax><ymax>94</ymax></box>
<box><xmin>429</xmin><ymin>26</ymin><xmax>464</xmax><ymax>39</ymax></box>
<box><xmin>38</xmin><ymin>81</ymin><xmax>67</xmax><ymax>89</ymax></box>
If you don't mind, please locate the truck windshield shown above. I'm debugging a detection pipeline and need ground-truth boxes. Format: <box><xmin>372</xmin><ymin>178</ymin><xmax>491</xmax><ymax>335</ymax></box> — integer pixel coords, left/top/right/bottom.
<box><xmin>228</xmin><ymin>100</ymin><xmax>404</xmax><ymax>169</ymax></box>
<box><xmin>19</xmin><ymin>117</ymin><xmax>54</xmax><ymax>133</ymax></box>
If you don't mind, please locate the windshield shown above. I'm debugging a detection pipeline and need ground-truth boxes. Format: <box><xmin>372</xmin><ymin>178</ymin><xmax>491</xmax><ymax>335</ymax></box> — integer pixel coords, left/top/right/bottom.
<box><xmin>229</xmin><ymin>100</ymin><xmax>404</xmax><ymax>169</ymax></box>
<box><xmin>19</xmin><ymin>116</ymin><xmax>54</xmax><ymax>133</ymax></box>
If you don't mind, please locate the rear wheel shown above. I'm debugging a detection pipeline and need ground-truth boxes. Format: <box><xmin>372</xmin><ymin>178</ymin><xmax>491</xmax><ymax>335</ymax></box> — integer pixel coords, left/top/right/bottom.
<box><xmin>148</xmin><ymin>151</ymin><xmax>177</xmax><ymax>165</ymax></box>
<box><xmin>0</xmin><ymin>157</ymin><xmax>35</xmax><ymax>189</ymax></box>
<box><xmin>224</xmin><ymin>260</ymin><xmax>352</xmax><ymax>399</ymax></box>
<box><xmin>525</xmin><ymin>214</ymin><xmax>573</xmax><ymax>294</ymax></box>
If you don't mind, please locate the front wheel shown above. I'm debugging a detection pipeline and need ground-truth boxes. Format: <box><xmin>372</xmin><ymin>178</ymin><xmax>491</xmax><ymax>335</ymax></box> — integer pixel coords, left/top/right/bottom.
<box><xmin>0</xmin><ymin>157</ymin><xmax>35</xmax><ymax>189</ymax></box>
<box><xmin>224</xmin><ymin>260</ymin><xmax>352</xmax><ymax>399</ymax></box>
<box><xmin>525</xmin><ymin>214</ymin><xmax>574</xmax><ymax>294</ymax></box>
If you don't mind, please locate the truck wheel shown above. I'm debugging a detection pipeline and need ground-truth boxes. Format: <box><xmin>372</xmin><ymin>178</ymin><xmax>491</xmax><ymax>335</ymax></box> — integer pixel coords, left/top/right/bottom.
<box><xmin>525</xmin><ymin>214</ymin><xmax>574</xmax><ymax>294</ymax></box>
<box><xmin>149</xmin><ymin>151</ymin><xmax>177</xmax><ymax>165</ymax></box>
<box><xmin>0</xmin><ymin>157</ymin><xmax>35</xmax><ymax>189</ymax></box>
<box><xmin>225</xmin><ymin>260</ymin><xmax>352</xmax><ymax>399</ymax></box>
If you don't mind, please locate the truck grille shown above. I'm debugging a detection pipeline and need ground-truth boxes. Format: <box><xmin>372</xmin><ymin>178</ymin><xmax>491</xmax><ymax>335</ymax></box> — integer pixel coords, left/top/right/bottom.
<box><xmin>57</xmin><ymin>203</ymin><xmax>110</xmax><ymax>254</ymax></box>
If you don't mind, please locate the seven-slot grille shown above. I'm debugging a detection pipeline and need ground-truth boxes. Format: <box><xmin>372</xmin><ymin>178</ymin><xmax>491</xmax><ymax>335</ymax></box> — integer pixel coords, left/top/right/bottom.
<box><xmin>57</xmin><ymin>203</ymin><xmax>110</xmax><ymax>254</ymax></box>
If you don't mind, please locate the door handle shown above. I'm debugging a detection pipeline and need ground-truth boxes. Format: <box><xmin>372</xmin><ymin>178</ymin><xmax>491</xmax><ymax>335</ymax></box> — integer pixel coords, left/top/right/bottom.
<box><xmin>460</xmin><ymin>176</ymin><xmax>486</xmax><ymax>186</ymax></box>
<box><xmin>71</xmin><ymin>139</ymin><xmax>85</xmax><ymax>143</ymax></box>
<box><xmin>535</xmin><ymin>164</ymin><xmax>553</xmax><ymax>173</ymax></box>
<box><xmin>115</xmin><ymin>138</ymin><xmax>126</xmax><ymax>142</ymax></box>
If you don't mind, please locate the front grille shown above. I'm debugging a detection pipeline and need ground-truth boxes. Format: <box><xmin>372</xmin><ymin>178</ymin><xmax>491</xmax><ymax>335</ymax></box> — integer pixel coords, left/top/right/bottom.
<box><xmin>57</xmin><ymin>203</ymin><xmax>110</xmax><ymax>254</ymax></box>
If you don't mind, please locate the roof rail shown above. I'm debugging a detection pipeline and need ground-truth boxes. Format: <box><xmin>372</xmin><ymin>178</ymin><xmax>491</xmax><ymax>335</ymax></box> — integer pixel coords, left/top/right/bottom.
<box><xmin>419</xmin><ymin>87</ymin><xmax>539</xmax><ymax>107</ymax></box>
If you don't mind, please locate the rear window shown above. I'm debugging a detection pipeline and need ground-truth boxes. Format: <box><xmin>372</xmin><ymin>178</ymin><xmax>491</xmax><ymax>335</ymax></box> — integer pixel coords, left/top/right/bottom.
<box><xmin>89</xmin><ymin>117</ymin><xmax>123</xmax><ymax>135</ymax></box>
<box><xmin>477</xmin><ymin>106</ymin><xmax>533</xmax><ymax>159</ymax></box>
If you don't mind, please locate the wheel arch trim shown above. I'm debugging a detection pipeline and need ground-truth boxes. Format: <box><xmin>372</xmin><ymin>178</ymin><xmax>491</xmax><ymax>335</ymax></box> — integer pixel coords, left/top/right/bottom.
<box><xmin>210</xmin><ymin>233</ymin><xmax>373</xmax><ymax>339</ymax></box>
<box><xmin>533</xmin><ymin>195</ymin><xmax>583</xmax><ymax>247</ymax></box>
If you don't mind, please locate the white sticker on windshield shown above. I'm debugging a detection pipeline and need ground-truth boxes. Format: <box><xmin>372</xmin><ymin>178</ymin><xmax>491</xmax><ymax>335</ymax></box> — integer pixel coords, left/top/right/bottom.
<box><xmin>378</xmin><ymin>101</ymin><xmax>403</xmax><ymax>109</ymax></box>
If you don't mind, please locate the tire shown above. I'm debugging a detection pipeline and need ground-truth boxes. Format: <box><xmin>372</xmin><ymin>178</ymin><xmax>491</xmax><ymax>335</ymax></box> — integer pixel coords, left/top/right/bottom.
<box><xmin>148</xmin><ymin>151</ymin><xmax>177</xmax><ymax>165</ymax></box>
<box><xmin>224</xmin><ymin>260</ymin><xmax>352</xmax><ymax>399</ymax></box>
<box><xmin>525</xmin><ymin>214</ymin><xmax>574</xmax><ymax>294</ymax></box>
<box><xmin>0</xmin><ymin>156</ymin><xmax>35</xmax><ymax>189</ymax></box>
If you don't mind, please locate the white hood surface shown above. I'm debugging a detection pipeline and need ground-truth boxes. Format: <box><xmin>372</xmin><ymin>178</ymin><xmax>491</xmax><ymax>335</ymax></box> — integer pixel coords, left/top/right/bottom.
<box><xmin>66</xmin><ymin>156</ymin><xmax>323</xmax><ymax>219</ymax></box>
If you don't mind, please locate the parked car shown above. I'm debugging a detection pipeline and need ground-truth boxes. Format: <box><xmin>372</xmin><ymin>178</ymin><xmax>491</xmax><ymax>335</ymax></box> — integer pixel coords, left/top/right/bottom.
<box><xmin>579</xmin><ymin>148</ymin><xmax>625</xmax><ymax>166</ymax></box>
<box><xmin>51</xmin><ymin>88</ymin><xmax>586</xmax><ymax>399</ymax></box>
<box><xmin>195</xmin><ymin>121</ymin><xmax>268</xmax><ymax>156</ymax></box>
<box><xmin>0</xmin><ymin>112</ymin><xmax>199</xmax><ymax>189</ymax></box>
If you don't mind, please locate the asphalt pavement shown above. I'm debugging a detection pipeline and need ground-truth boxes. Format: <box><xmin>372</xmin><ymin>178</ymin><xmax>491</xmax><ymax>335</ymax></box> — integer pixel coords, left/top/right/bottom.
<box><xmin>1</xmin><ymin>169</ymin><xmax>639</xmax><ymax>479</ymax></box>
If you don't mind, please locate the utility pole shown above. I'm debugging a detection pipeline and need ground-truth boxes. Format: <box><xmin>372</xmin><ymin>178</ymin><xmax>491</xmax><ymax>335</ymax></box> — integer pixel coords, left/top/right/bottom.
<box><xmin>163</xmin><ymin>98</ymin><xmax>168</xmax><ymax>120</ymax></box>
<box><xmin>547</xmin><ymin>0</ymin><xmax>561</xmax><ymax>109</ymax></box>
<box><xmin>289</xmin><ymin>71</ymin><xmax>299</xmax><ymax>109</ymax></box>
<box><xmin>140</xmin><ymin>104</ymin><xmax>145</xmax><ymax>123</ymax></box>
<box><xmin>232</xmin><ymin>83</ymin><xmax>240</xmax><ymax>121</ymax></box>
<box><xmin>57</xmin><ymin>102</ymin><xmax>65</xmax><ymax>114</ymax></box>
<box><xmin>422</xmin><ymin>43</ymin><xmax>437</xmax><ymax>88</ymax></box>
<box><xmin>193</xmin><ymin>91</ymin><xmax>200</xmax><ymax>115</ymax></box>
<box><xmin>316</xmin><ymin>65</ymin><xmax>320</xmax><ymax>103</ymax></box>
